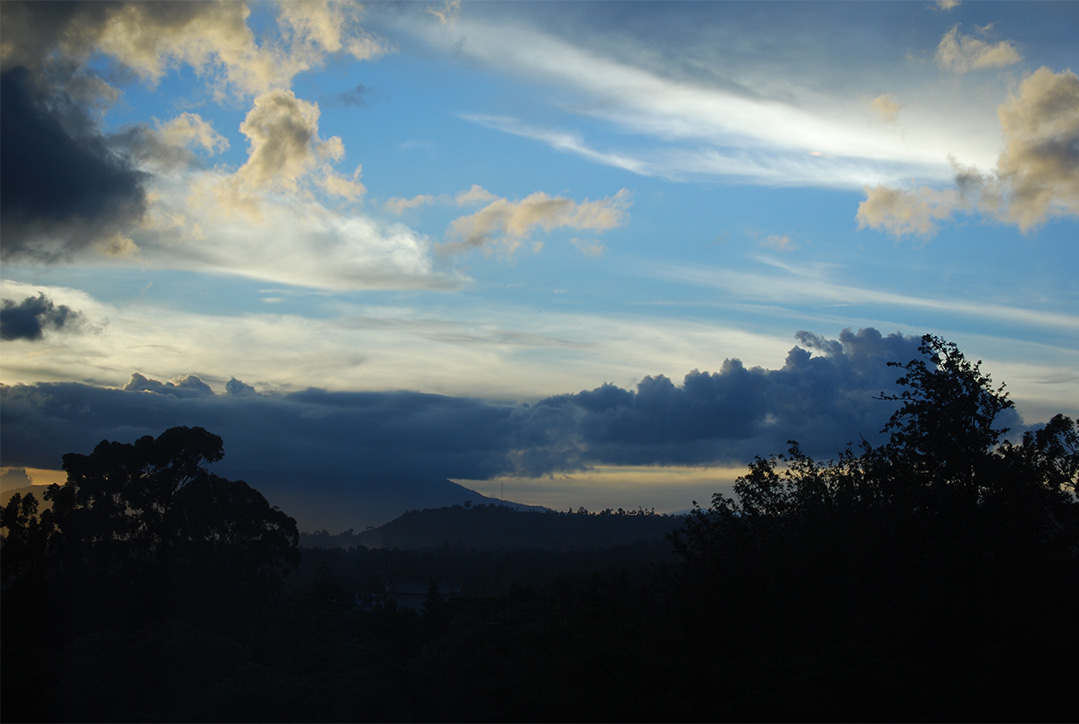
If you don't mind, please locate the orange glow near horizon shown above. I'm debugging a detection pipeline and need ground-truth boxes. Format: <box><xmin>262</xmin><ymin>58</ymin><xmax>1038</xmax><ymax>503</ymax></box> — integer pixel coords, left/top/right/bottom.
<box><xmin>453</xmin><ymin>464</ymin><xmax>745</xmax><ymax>513</ymax></box>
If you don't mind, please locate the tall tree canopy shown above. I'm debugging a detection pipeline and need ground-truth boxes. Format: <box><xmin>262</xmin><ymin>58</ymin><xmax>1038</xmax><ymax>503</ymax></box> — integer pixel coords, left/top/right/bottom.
<box><xmin>668</xmin><ymin>334</ymin><xmax>1078</xmax><ymax>720</ymax></box>
<box><xmin>670</xmin><ymin>332</ymin><xmax>1079</xmax><ymax>616</ymax></box>
<box><xmin>2</xmin><ymin>427</ymin><xmax>299</xmax><ymax>631</ymax></box>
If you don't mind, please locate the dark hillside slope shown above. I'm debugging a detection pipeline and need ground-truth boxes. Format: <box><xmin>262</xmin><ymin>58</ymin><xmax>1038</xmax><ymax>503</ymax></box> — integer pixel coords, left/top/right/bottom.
<box><xmin>268</xmin><ymin>475</ymin><xmax>502</xmax><ymax>532</ymax></box>
<box><xmin>301</xmin><ymin>504</ymin><xmax>683</xmax><ymax>550</ymax></box>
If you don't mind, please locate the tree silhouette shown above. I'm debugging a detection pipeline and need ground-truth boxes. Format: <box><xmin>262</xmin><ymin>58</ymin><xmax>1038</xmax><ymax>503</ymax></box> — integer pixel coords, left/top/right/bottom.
<box><xmin>669</xmin><ymin>334</ymin><xmax>1079</xmax><ymax>721</ymax></box>
<box><xmin>877</xmin><ymin>334</ymin><xmax>1015</xmax><ymax>507</ymax></box>
<box><xmin>2</xmin><ymin>426</ymin><xmax>299</xmax><ymax>632</ymax></box>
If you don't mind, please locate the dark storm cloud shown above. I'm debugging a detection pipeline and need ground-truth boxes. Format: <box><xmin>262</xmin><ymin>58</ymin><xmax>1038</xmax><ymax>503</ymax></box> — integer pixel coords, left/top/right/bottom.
<box><xmin>518</xmin><ymin>327</ymin><xmax>928</xmax><ymax>472</ymax></box>
<box><xmin>0</xmin><ymin>2</ymin><xmax>115</xmax><ymax>72</ymax></box>
<box><xmin>0</xmin><ymin>329</ymin><xmax>950</xmax><ymax>493</ymax></box>
<box><xmin>0</xmin><ymin>66</ymin><xmax>147</xmax><ymax>262</ymax></box>
<box><xmin>0</xmin><ymin>293</ymin><xmax>86</xmax><ymax>341</ymax></box>
<box><xmin>0</xmin><ymin>378</ymin><xmax>520</xmax><ymax>494</ymax></box>
<box><xmin>0</xmin><ymin>1</ymin><xmax>215</xmax><ymax>75</ymax></box>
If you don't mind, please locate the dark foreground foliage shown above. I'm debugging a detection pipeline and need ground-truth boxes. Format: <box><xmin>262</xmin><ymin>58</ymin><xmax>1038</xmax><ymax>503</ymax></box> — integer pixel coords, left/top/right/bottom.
<box><xmin>3</xmin><ymin>335</ymin><xmax>1078</xmax><ymax>722</ymax></box>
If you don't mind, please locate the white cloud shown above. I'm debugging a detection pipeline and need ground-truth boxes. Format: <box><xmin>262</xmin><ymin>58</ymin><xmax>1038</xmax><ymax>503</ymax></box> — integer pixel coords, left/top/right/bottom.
<box><xmin>455</xmin><ymin>184</ymin><xmax>499</xmax><ymax>206</ymax></box>
<box><xmin>117</xmin><ymin>94</ymin><xmax>451</xmax><ymax>291</ymax></box>
<box><xmin>413</xmin><ymin>17</ymin><xmax>992</xmax><ymax>188</ymax></box>
<box><xmin>461</xmin><ymin>115</ymin><xmax>653</xmax><ymax>177</ymax></box>
<box><xmin>320</xmin><ymin>166</ymin><xmax>367</xmax><ymax>201</ymax></box>
<box><xmin>935</xmin><ymin>25</ymin><xmax>1022</xmax><ymax>75</ymax></box>
<box><xmin>856</xmin><ymin>184</ymin><xmax>964</xmax><ymax>237</ymax></box>
<box><xmin>112</xmin><ymin>112</ymin><xmax>229</xmax><ymax>173</ymax></box>
<box><xmin>189</xmin><ymin>89</ymin><xmax>367</xmax><ymax>220</ymax></box>
<box><xmin>138</xmin><ymin>171</ymin><xmax>451</xmax><ymax>290</ymax></box>
<box><xmin>991</xmin><ymin>67</ymin><xmax>1079</xmax><ymax>230</ymax></box>
<box><xmin>277</xmin><ymin>0</ymin><xmax>388</xmax><ymax>64</ymax></box>
<box><xmin>232</xmin><ymin>89</ymin><xmax>344</xmax><ymax>193</ymax></box>
<box><xmin>385</xmin><ymin>185</ymin><xmax>534</xmax><ymax>215</ymax></box>
<box><xmin>446</xmin><ymin>189</ymin><xmax>631</xmax><ymax>254</ymax></box>
<box><xmin>385</xmin><ymin>194</ymin><xmax>441</xmax><ymax>214</ymax></box>
<box><xmin>651</xmin><ymin>257</ymin><xmax>1079</xmax><ymax>337</ymax></box>
<box><xmin>158</xmin><ymin>112</ymin><xmax>230</xmax><ymax>156</ymax></box>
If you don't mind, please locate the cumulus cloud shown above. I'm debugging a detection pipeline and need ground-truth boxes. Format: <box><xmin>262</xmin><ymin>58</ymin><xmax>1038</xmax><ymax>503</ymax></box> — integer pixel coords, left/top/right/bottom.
<box><xmin>385</xmin><ymin>194</ymin><xmax>441</xmax><ymax>215</ymax></box>
<box><xmin>277</xmin><ymin>0</ymin><xmax>389</xmax><ymax>67</ymax></box>
<box><xmin>124</xmin><ymin>373</ymin><xmax>215</xmax><ymax>398</ymax></box>
<box><xmin>446</xmin><ymin>189</ymin><xmax>631</xmax><ymax>254</ymax></box>
<box><xmin>858</xmin><ymin>68</ymin><xmax>1079</xmax><ymax>237</ymax></box>
<box><xmin>991</xmin><ymin>67</ymin><xmax>1079</xmax><ymax>230</ymax></box>
<box><xmin>386</xmin><ymin>184</ymin><xmax>551</xmax><ymax>216</ymax></box>
<box><xmin>0</xmin><ymin>2</ymin><xmax>386</xmax><ymax>269</ymax></box>
<box><xmin>856</xmin><ymin>184</ymin><xmax>964</xmax><ymax>237</ymax></box>
<box><xmin>935</xmin><ymin>24</ymin><xmax>1022</xmax><ymax>75</ymax></box>
<box><xmin>159</xmin><ymin>112</ymin><xmax>230</xmax><ymax>157</ymax></box>
<box><xmin>236</xmin><ymin>89</ymin><xmax>319</xmax><ymax>189</ymax></box>
<box><xmin>91</xmin><ymin>79</ymin><xmax>437</xmax><ymax>291</ymax></box>
<box><xmin>0</xmin><ymin>294</ymin><xmax>85</xmax><ymax>341</ymax></box>
<box><xmin>0</xmin><ymin>1</ymin><xmax>389</xmax><ymax>99</ymax></box>
<box><xmin>934</xmin><ymin>0</ymin><xmax>961</xmax><ymax>10</ymax></box>
<box><xmin>319</xmin><ymin>166</ymin><xmax>367</xmax><ymax>201</ymax></box>
<box><xmin>228</xmin><ymin>89</ymin><xmax>362</xmax><ymax>199</ymax></box>
<box><xmin>455</xmin><ymin>184</ymin><xmax>499</xmax><ymax>206</ymax></box>
<box><xmin>138</xmin><ymin>183</ymin><xmax>449</xmax><ymax>290</ymax></box>
<box><xmin>112</xmin><ymin>112</ymin><xmax>230</xmax><ymax>173</ymax></box>
<box><xmin>869</xmin><ymin>94</ymin><xmax>902</xmax><ymax>124</ymax></box>
<box><xmin>520</xmin><ymin>328</ymin><xmax>938</xmax><ymax>472</ymax></box>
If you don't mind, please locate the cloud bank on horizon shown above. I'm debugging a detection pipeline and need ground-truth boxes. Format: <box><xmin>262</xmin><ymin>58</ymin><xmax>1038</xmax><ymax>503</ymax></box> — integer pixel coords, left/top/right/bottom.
<box><xmin>0</xmin><ymin>328</ymin><xmax>986</xmax><ymax>488</ymax></box>
<box><xmin>1</xmin><ymin>1</ymin><xmax>1076</xmax><ymax>513</ymax></box>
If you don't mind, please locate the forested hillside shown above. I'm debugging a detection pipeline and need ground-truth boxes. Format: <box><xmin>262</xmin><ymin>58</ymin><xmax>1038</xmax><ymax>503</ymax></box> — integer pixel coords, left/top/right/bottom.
<box><xmin>2</xmin><ymin>335</ymin><xmax>1077</xmax><ymax>722</ymax></box>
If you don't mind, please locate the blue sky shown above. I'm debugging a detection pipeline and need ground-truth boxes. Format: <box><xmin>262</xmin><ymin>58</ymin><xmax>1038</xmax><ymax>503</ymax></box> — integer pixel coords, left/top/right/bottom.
<box><xmin>2</xmin><ymin>1</ymin><xmax>1077</xmax><ymax>525</ymax></box>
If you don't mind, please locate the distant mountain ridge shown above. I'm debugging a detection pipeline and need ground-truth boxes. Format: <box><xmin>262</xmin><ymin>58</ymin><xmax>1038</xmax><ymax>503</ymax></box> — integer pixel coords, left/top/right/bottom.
<box><xmin>264</xmin><ymin>475</ymin><xmax>512</xmax><ymax>532</ymax></box>
<box><xmin>1</xmin><ymin>475</ymin><xmax>545</xmax><ymax>534</ymax></box>
<box><xmin>300</xmin><ymin>503</ymin><xmax>685</xmax><ymax>551</ymax></box>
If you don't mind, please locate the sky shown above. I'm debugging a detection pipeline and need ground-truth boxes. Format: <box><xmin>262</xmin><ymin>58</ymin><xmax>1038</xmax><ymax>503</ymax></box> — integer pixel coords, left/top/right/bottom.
<box><xmin>1</xmin><ymin>1</ymin><xmax>1077</xmax><ymax>527</ymax></box>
